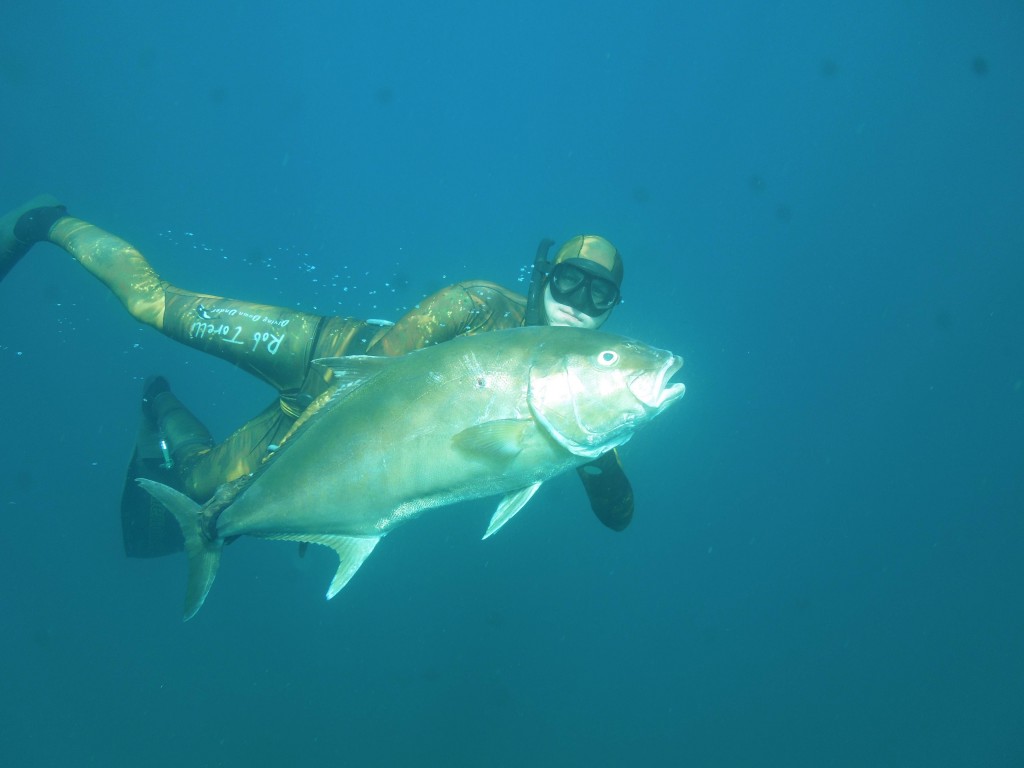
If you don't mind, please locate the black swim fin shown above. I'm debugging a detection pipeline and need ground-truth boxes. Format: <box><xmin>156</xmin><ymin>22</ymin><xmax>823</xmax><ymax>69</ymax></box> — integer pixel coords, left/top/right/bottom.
<box><xmin>120</xmin><ymin>377</ymin><xmax>185</xmax><ymax>558</ymax></box>
<box><xmin>577</xmin><ymin>449</ymin><xmax>634</xmax><ymax>531</ymax></box>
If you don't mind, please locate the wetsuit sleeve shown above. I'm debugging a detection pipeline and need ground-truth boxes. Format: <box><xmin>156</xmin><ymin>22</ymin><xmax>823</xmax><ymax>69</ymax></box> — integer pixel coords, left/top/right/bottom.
<box><xmin>367</xmin><ymin>282</ymin><xmax>525</xmax><ymax>356</ymax></box>
<box><xmin>576</xmin><ymin>449</ymin><xmax>634</xmax><ymax>531</ymax></box>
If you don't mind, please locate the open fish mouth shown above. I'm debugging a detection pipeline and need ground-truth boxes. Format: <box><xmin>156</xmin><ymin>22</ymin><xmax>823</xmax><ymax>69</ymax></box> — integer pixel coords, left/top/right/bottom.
<box><xmin>629</xmin><ymin>355</ymin><xmax>685</xmax><ymax>409</ymax></box>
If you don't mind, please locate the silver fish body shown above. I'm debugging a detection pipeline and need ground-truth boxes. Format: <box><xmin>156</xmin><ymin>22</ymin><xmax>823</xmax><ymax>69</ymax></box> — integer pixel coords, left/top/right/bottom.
<box><xmin>140</xmin><ymin>325</ymin><xmax>685</xmax><ymax>619</ymax></box>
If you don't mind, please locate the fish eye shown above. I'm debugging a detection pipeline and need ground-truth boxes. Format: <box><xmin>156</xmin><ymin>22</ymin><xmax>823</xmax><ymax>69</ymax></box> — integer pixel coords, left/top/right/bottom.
<box><xmin>597</xmin><ymin>350</ymin><xmax>619</xmax><ymax>366</ymax></box>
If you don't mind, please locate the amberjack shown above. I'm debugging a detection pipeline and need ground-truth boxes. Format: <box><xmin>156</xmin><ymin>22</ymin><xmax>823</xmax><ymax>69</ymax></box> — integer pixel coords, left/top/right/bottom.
<box><xmin>139</xmin><ymin>326</ymin><xmax>685</xmax><ymax>619</ymax></box>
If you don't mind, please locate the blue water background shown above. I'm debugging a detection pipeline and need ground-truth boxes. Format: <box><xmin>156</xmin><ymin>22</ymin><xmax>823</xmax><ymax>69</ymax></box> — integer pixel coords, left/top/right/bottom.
<box><xmin>2</xmin><ymin>1</ymin><xmax>1022</xmax><ymax>765</ymax></box>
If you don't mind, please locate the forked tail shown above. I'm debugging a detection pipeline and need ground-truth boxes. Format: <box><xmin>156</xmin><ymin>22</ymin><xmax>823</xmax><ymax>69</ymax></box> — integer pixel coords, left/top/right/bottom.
<box><xmin>136</xmin><ymin>478</ymin><xmax>223</xmax><ymax>621</ymax></box>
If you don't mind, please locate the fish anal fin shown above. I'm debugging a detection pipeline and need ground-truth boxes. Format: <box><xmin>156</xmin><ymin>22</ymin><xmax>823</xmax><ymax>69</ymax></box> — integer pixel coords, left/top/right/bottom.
<box><xmin>265</xmin><ymin>533</ymin><xmax>382</xmax><ymax>599</ymax></box>
<box><xmin>483</xmin><ymin>482</ymin><xmax>542</xmax><ymax>539</ymax></box>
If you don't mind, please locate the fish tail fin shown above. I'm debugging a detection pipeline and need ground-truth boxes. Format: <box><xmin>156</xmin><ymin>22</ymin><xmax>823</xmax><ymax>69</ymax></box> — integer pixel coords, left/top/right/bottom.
<box><xmin>136</xmin><ymin>478</ymin><xmax>223</xmax><ymax>621</ymax></box>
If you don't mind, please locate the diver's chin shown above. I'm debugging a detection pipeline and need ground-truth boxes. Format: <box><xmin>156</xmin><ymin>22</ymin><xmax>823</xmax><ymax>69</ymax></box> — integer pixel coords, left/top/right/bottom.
<box><xmin>548</xmin><ymin>306</ymin><xmax>602</xmax><ymax>329</ymax></box>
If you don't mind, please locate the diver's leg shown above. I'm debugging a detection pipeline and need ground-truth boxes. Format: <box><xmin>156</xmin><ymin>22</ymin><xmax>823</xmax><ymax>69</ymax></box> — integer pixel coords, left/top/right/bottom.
<box><xmin>0</xmin><ymin>195</ymin><xmax>66</xmax><ymax>281</ymax></box>
<box><xmin>45</xmin><ymin>215</ymin><xmax>328</xmax><ymax>391</ymax></box>
<box><xmin>8</xmin><ymin>202</ymin><xmax>368</xmax><ymax>393</ymax></box>
<box><xmin>145</xmin><ymin>377</ymin><xmax>216</xmax><ymax>473</ymax></box>
<box><xmin>174</xmin><ymin>399</ymin><xmax>288</xmax><ymax>502</ymax></box>
<box><xmin>47</xmin><ymin>216</ymin><xmax>173</xmax><ymax>330</ymax></box>
<box><xmin>7</xmin><ymin>200</ymin><xmax>324</xmax><ymax>389</ymax></box>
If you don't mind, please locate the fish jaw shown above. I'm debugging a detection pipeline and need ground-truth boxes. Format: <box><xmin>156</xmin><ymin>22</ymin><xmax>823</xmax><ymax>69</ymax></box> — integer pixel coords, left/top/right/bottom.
<box><xmin>629</xmin><ymin>354</ymin><xmax>686</xmax><ymax>410</ymax></box>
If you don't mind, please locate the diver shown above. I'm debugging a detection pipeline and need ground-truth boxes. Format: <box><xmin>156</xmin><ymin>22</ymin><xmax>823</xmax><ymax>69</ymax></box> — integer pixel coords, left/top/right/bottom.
<box><xmin>0</xmin><ymin>195</ymin><xmax>635</xmax><ymax>557</ymax></box>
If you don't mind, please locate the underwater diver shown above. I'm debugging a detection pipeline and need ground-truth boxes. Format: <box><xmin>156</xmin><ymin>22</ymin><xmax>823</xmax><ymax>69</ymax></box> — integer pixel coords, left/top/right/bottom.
<box><xmin>0</xmin><ymin>195</ymin><xmax>635</xmax><ymax>557</ymax></box>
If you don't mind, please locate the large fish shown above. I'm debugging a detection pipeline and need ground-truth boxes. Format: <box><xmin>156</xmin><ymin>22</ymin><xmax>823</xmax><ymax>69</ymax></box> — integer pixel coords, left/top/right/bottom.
<box><xmin>140</xmin><ymin>326</ymin><xmax>685</xmax><ymax>619</ymax></box>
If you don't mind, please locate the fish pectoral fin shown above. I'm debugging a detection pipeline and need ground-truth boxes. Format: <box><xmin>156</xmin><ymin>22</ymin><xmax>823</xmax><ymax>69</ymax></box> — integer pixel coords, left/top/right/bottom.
<box><xmin>453</xmin><ymin>419</ymin><xmax>533</xmax><ymax>464</ymax></box>
<box><xmin>483</xmin><ymin>482</ymin><xmax>542</xmax><ymax>539</ymax></box>
<box><xmin>266</xmin><ymin>533</ymin><xmax>381</xmax><ymax>599</ymax></box>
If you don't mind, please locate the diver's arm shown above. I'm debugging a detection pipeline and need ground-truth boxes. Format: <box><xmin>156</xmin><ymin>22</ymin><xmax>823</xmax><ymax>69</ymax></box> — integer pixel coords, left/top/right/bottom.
<box><xmin>577</xmin><ymin>449</ymin><xmax>634</xmax><ymax>531</ymax></box>
<box><xmin>365</xmin><ymin>283</ymin><xmax>480</xmax><ymax>356</ymax></box>
<box><xmin>367</xmin><ymin>281</ymin><xmax>528</xmax><ymax>357</ymax></box>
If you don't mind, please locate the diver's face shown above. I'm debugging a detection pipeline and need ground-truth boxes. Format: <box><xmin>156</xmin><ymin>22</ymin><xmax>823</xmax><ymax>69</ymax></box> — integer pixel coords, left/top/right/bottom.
<box><xmin>543</xmin><ymin>286</ymin><xmax>611</xmax><ymax>330</ymax></box>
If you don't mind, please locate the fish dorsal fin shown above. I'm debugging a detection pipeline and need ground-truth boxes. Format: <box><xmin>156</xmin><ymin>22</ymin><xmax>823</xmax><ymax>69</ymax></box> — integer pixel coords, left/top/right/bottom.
<box><xmin>264</xmin><ymin>533</ymin><xmax>382</xmax><ymax>599</ymax></box>
<box><xmin>273</xmin><ymin>356</ymin><xmax>395</xmax><ymax>452</ymax></box>
<box><xmin>452</xmin><ymin>419</ymin><xmax>533</xmax><ymax>464</ymax></box>
<box><xmin>272</xmin><ymin>386</ymin><xmax>336</xmax><ymax>450</ymax></box>
<box><xmin>483</xmin><ymin>482</ymin><xmax>542</xmax><ymax>539</ymax></box>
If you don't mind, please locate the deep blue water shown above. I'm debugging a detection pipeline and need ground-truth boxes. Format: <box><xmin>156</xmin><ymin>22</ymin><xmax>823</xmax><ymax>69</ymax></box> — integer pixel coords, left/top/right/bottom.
<box><xmin>2</xmin><ymin>2</ymin><xmax>1022</xmax><ymax>766</ymax></box>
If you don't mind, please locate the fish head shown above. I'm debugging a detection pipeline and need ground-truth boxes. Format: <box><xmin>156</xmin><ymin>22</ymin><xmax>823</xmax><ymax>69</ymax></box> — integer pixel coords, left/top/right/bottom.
<box><xmin>527</xmin><ymin>329</ymin><xmax>685</xmax><ymax>458</ymax></box>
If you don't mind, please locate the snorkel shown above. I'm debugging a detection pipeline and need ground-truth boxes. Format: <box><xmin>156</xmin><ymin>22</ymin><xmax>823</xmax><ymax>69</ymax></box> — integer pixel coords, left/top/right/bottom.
<box><xmin>524</xmin><ymin>238</ymin><xmax>554</xmax><ymax>326</ymax></box>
